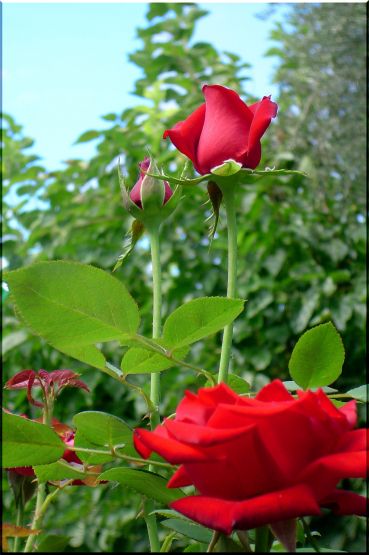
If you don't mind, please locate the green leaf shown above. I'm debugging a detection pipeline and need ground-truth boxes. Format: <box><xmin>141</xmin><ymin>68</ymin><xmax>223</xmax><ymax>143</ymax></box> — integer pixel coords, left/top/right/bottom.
<box><xmin>288</xmin><ymin>322</ymin><xmax>345</xmax><ymax>389</ymax></box>
<box><xmin>75</xmin><ymin>130</ymin><xmax>100</xmax><ymax>143</ymax></box>
<box><xmin>121</xmin><ymin>345</ymin><xmax>188</xmax><ymax>374</ymax></box>
<box><xmin>282</xmin><ymin>381</ymin><xmax>337</xmax><ymax>393</ymax></box>
<box><xmin>73</xmin><ymin>411</ymin><xmax>133</xmax><ymax>451</ymax></box>
<box><xmin>227</xmin><ymin>374</ymin><xmax>251</xmax><ymax>395</ymax></box>
<box><xmin>3</xmin><ymin>411</ymin><xmax>65</xmax><ymax>467</ymax></box>
<box><xmin>346</xmin><ymin>384</ymin><xmax>368</xmax><ymax>403</ymax></box>
<box><xmin>99</xmin><ymin>468</ymin><xmax>183</xmax><ymax>505</ymax></box>
<box><xmin>206</xmin><ymin>181</ymin><xmax>223</xmax><ymax>243</ymax></box>
<box><xmin>183</xmin><ymin>544</ymin><xmax>206</xmax><ymax>553</ymax></box>
<box><xmin>5</xmin><ymin>261</ymin><xmax>139</xmax><ymax>371</ymax></box>
<box><xmin>2</xmin><ymin>330</ymin><xmax>28</xmax><ymax>355</ymax></box>
<box><xmin>35</xmin><ymin>534</ymin><xmax>70</xmax><ymax>552</ymax></box>
<box><xmin>73</xmin><ymin>431</ymin><xmax>114</xmax><ymax>465</ymax></box>
<box><xmin>113</xmin><ymin>219</ymin><xmax>145</xmax><ymax>271</ymax></box>
<box><xmin>150</xmin><ymin>508</ymin><xmax>189</xmax><ymax>521</ymax></box>
<box><xmin>161</xmin><ymin>518</ymin><xmax>212</xmax><ymax>543</ymax></box>
<box><xmin>34</xmin><ymin>460</ymin><xmax>87</xmax><ymax>482</ymax></box>
<box><xmin>101</xmin><ymin>113</ymin><xmax>117</xmax><ymax>122</ymax></box>
<box><xmin>163</xmin><ymin>297</ymin><xmax>245</xmax><ymax>349</ymax></box>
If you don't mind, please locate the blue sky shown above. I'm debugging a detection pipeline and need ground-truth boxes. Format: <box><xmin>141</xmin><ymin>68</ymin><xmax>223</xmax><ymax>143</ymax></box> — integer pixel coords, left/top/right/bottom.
<box><xmin>3</xmin><ymin>2</ymin><xmax>283</xmax><ymax>170</ymax></box>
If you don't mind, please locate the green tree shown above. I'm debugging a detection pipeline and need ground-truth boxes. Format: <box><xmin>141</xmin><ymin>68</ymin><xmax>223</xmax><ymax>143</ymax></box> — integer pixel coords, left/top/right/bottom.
<box><xmin>267</xmin><ymin>2</ymin><xmax>366</xmax><ymax>201</ymax></box>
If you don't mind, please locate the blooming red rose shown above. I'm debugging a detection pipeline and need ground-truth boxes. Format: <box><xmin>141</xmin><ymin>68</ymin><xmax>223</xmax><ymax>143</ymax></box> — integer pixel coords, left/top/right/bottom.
<box><xmin>134</xmin><ymin>380</ymin><xmax>367</xmax><ymax>535</ymax></box>
<box><xmin>163</xmin><ymin>84</ymin><xmax>278</xmax><ymax>175</ymax></box>
<box><xmin>130</xmin><ymin>157</ymin><xmax>173</xmax><ymax>208</ymax></box>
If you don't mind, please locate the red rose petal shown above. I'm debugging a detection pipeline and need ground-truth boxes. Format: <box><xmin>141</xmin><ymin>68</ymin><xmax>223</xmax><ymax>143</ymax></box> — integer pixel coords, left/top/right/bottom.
<box><xmin>300</xmin><ymin>451</ymin><xmax>367</xmax><ymax>501</ymax></box>
<box><xmin>171</xmin><ymin>485</ymin><xmax>321</xmax><ymax>535</ymax></box>
<box><xmin>196</xmin><ymin>85</ymin><xmax>253</xmax><ymax>174</ymax></box>
<box><xmin>322</xmin><ymin>490</ymin><xmax>367</xmax><ymax>516</ymax></box>
<box><xmin>303</xmin><ymin>450</ymin><xmax>367</xmax><ymax>481</ymax></box>
<box><xmin>181</xmin><ymin>426</ymin><xmax>286</xmax><ymax>500</ymax></box>
<box><xmin>175</xmin><ymin>390</ymin><xmax>216</xmax><ymax>426</ymax></box>
<box><xmin>133</xmin><ymin>428</ymin><xmax>210</xmax><ymax>464</ymax></box>
<box><xmin>338</xmin><ymin>399</ymin><xmax>358</xmax><ymax>428</ymax></box>
<box><xmin>334</xmin><ymin>429</ymin><xmax>367</xmax><ymax>453</ymax></box>
<box><xmin>245</xmin><ymin>95</ymin><xmax>278</xmax><ymax>169</ymax></box>
<box><xmin>256</xmin><ymin>379</ymin><xmax>294</xmax><ymax>402</ymax></box>
<box><xmin>130</xmin><ymin>175</ymin><xmax>144</xmax><ymax>208</ymax></box>
<box><xmin>165</xmin><ymin>418</ymin><xmax>254</xmax><ymax>447</ymax></box>
<box><xmin>197</xmin><ymin>382</ymin><xmax>241</xmax><ymax>405</ymax></box>
<box><xmin>163</xmin><ymin>103</ymin><xmax>206</xmax><ymax>171</ymax></box>
<box><xmin>207</xmin><ymin>394</ymin><xmax>343</xmax><ymax>479</ymax></box>
<box><xmin>167</xmin><ymin>465</ymin><xmax>193</xmax><ymax>488</ymax></box>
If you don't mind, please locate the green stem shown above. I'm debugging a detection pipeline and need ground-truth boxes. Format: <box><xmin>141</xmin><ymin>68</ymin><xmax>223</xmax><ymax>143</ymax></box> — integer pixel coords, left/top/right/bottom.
<box><xmin>149</xmin><ymin>227</ymin><xmax>162</xmax><ymax>428</ymax></box>
<box><xmin>23</xmin><ymin>484</ymin><xmax>46</xmax><ymax>553</ymax></box>
<box><xmin>68</xmin><ymin>445</ymin><xmax>174</xmax><ymax>469</ymax></box>
<box><xmin>23</xmin><ymin>487</ymin><xmax>65</xmax><ymax>553</ymax></box>
<box><xmin>132</xmin><ymin>336</ymin><xmax>215</xmax><ymax>382</ymax></box>
<box><xmin>218</xmin><ymin>186</ymin><xmax>238</xmax><ymax>384</ymax></box>
<box><xmin>13</xmin><ymin>499</ymin><xmax>24</xmax><ymax>552</ymax></box>
<box><xmin>143</xmin><ymin>226</ymin><xmax>163</xmax><ymax>553</ymax></box>
<box><xmin>23</xmin><ymin>396</ymin><xmax>54</xmax><ymax>552</ymax></box>
<box><xmin>255</xmin><ymin>526</ymin><xmax>271</xmax><ymax>553</ymax></box>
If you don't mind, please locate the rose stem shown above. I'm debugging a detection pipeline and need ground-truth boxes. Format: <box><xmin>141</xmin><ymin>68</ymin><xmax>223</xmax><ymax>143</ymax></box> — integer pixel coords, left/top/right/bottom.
<box><xmin>149</xmin><ymin>227</ymin><xmax>162</xmax><ymax>426</ymax></box>
<box><xmin>255</xmin><ymin>526</ymin><xmax>271</xmax><ymax>553</ymax></box>
<box><xmin>24</xmin><ymin>402</ymin><xmax>53</xmax><ymax>552</ymax></box>
<box><xmin>218</xmin><ymin>185</ymin><xmax>238</xmax><ymax>384</ymax></box>
<box><xmin>13</xmin><ymin>495</ymin><xmax>24</xmax><ymax>552</ymax></box>
<box><xmin>141</xmin><ymin>225</ymin><xmax>163</xmax><ymax>553</ymax></box>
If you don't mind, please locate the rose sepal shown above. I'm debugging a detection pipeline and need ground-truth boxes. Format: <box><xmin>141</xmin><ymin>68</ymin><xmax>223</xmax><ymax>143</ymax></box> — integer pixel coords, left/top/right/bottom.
<box><xmin>210</xmin><ymin>159</ymin><xmax>242</xmax><ymax>177</ymax></box>
<box><xmin>140</xmin><ymin>159</ymin><xmax>166</xmax><ymax>212</ymax></box>
<box><xmin>154</xmin><ymin>182</ymin><xmax>182</xmax><ymax>224</ymax></box>
<box><xmin>118</xmin><ymin>163</ymin><xmax>143</xmax><ymax>220</ymax></box>
<box><xmin>143</xmin><ymin>167</ymin><xmax>308</xmax><ymax>189</ymax></box>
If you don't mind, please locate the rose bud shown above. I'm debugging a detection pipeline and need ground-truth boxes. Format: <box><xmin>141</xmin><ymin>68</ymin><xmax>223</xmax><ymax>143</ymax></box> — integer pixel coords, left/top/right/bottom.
<box><xmin>130</xmin><ymin>157</ymin><xmax>172</xmax><ymax>208</ymax></box>
<box><xmin>134</xmin><ymin>380</ymin><xmax>367</xmax><ymax>536</ymax></box>
<box><xmin>119</xmin><ymin>157</ymin><xmax>181</xmax><ymax>229</ymax></box>
<box><xmin>163</xmin><ymin>84</ymin><xmax>278</xmax><ymax>175</ymax></box>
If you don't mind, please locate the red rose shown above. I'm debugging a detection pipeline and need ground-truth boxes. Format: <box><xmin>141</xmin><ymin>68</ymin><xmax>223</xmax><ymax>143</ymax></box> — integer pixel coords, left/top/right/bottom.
<box><xmin>130</xmin><ymin>157</ymin><xmax>173</xmax><ymax>208</ymax></box>
<box><xmin>163</xmin><ymin>84</ymin><xmax>278</xmax><ymax>175</ymax></box>
<box><xmin>134</xmin><ymin>380</ymin><xmax>367</xmax><ymax>535</ymax></box>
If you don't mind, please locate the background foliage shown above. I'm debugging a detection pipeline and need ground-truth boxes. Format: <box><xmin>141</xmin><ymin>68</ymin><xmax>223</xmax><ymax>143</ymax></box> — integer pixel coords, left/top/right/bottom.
<box><xmin>2</xmin><ymin>3</ymin><xmax>366</xmax><ymax>552</ymax></box>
